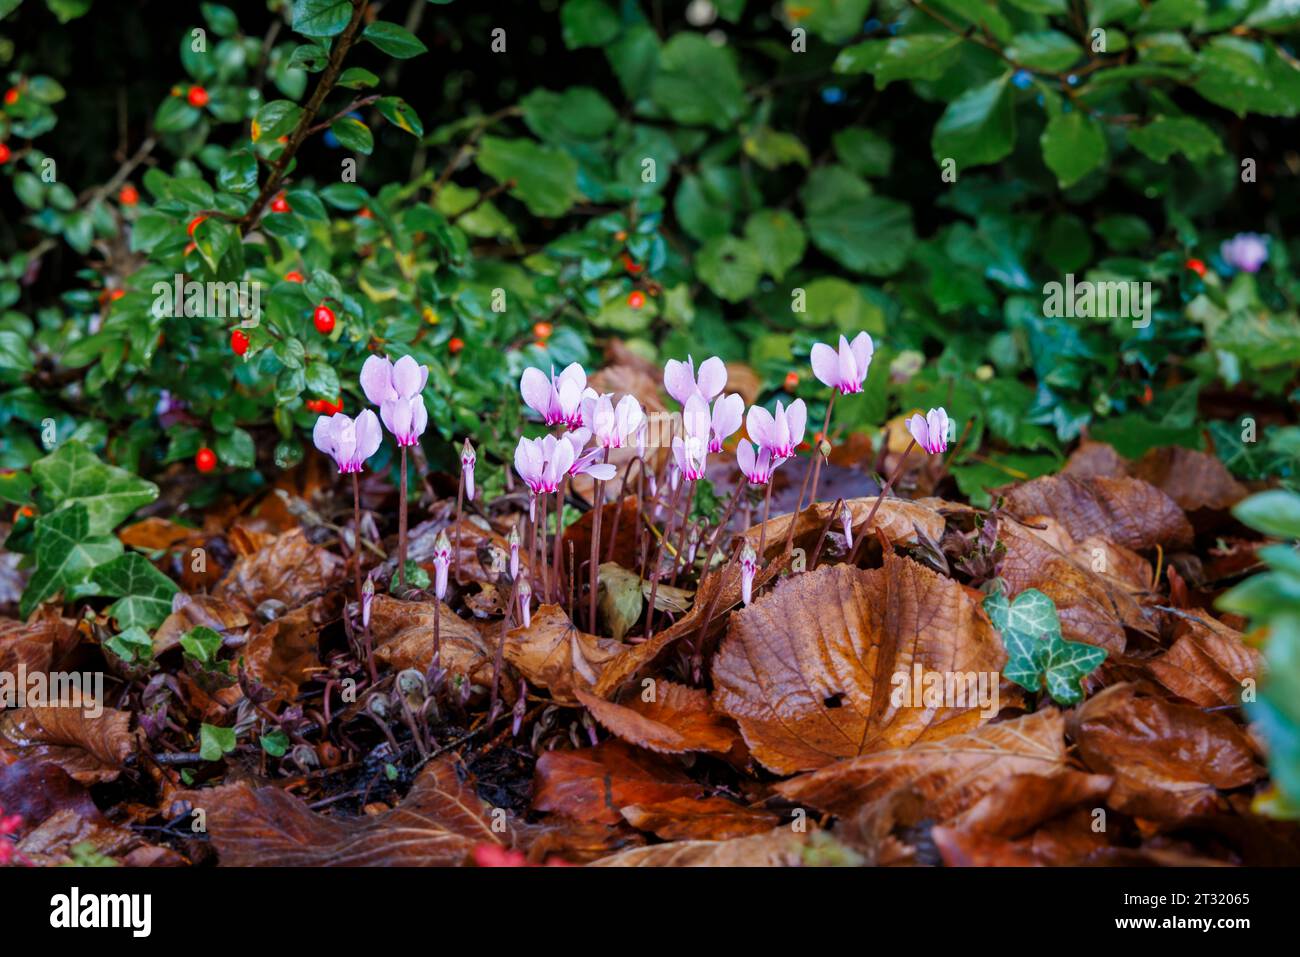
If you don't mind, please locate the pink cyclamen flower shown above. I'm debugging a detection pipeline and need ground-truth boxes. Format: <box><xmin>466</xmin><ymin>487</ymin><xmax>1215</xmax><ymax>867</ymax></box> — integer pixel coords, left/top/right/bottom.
<box><xmin>312</xmin><ymin>409</ymin><xmax>382</xmax><ymax>473</ymax></box>
<box><xmin>360</xmin><ymin>354</ymin><xmax>428</xmax><ymax>447</ymax></box>
<box><xmin>708</xmin><ymin>393</ymin><xmax>744</xmax><ymax>453</ymax></box>
<box><xmin>739</xmin><ymin>541</ymin><xmax>757</xmax><ymax>606</ymax></box>
<box><xmin>736</xmin><ymin>439</ymin><xmax>778</xmax><ymax>486</ymax></box>
<box><xmin>664</xmin><ymin>354</ymin><xmax>727</xmax><ymax>406</ymax></box>
<box><xmin>671</xmin><ymin>395</ymin><xmax>711</xmax><ymax>481</ymax></box>
<box><xmin>432</xmin><ymin>531</ymin><xmax>451</xmax><ymax>600</ymax></box>
<box><xmin>460</xmin><ymin>439</ymin><xmax>476</xmax><ymax>501</ymax></box>
<box><xmin>562</xmin><ymin>428</ymin><xmax>618</xmax><ymax>481</ymax></box>
<box><xmin>514</xmin><ymin>435</ymin><xmax>572</xmax><ymax>499</ymax></box>
<box><xmin>582</xmin><ymin>393</ymin><xmax>645</xmax><ymax>450</ymax></box>
<box><xmin>520</xmin><ymin>362</ymin><xmax>591</xmax><ymax>428</ymax></box>
<box><xmin>746</xmin><ymin>398</ymin><xmax>807</xmax><ymax>460</ymax></box>
<box><xmin>1220</xmin><ymin>233</ymin><xmax>1269</xmax><ymax>273</ymax></box>
<box><xmin>907</xmin><ymin>408</ymin><xmax>952</xmax><ymax>454</ymax></box>
<box><xmin>811</xmin><ymin>332</ymin><xmax>874</xmax><ymax>395</ymax></box>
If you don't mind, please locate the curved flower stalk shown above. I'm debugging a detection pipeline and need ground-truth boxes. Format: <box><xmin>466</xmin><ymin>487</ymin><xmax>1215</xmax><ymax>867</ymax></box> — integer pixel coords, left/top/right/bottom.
<box><xmin>521</xmin><ymin>363</ymin><xmax>591</xmax><ymax>428</ymax></box>
<box><xmin>664</xmin><ymin>354</ymin><xmax>727</xmax><ymax>406</ymax></box>
<box><xmin>360</xmin><ymin>354</ymin><xmax>429</xmax><ymax>590</ymax></box>
<box><xmin>313</xmin><ymin>409</ymin><xmax>381</xmax><ymax>616</ymax></box>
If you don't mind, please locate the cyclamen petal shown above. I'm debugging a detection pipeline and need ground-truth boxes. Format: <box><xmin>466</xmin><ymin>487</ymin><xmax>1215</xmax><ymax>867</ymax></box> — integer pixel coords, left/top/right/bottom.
<box><xmin>360</xmin><ymin>354</ymin><xmax>396</xmax><ymax>405</ymax></box>
<box><xmin>709</xmin><ymin>393</ymin><xmax>744</xmax><ymax>453</ymax></box>
<box><xmin>391</xmin><ymin>354</ymin><xmax>426</xmax><ymax>398</ymax></box>
<box><xmin>432</xmin><ymin>531</ymin><xmax>451</xmax><ymax>600</ymax></box>
<box><xmin>740</xmin><ymin>541</ymin><xmax>757</xmax><ymax>606</ymax></box>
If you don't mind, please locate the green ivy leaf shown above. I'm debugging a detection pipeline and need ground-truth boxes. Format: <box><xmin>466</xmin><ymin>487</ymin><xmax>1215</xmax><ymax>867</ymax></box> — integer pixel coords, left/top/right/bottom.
<box><xmin>180</xmin><ymin>626</ymin><xmax>224</xmax><ymax>664</ymax></box>
<box><xmin>20</xmin><ymin>502</ymin><xmax>124</xmax><ymax>618</ymax></box>
<box><xmin>90</xmin><ymin>552</ymin><xmax>179</xmax><ymax>631</ymax></box>
<box><xmin>104</xmin><ymin>626</ymin><xmax>155</xmax><ymax>667</ymax></box>
<box><xmin>31</xmin><ymin>441</ymin><xmax>159</xmax><ymax>536</ymax></box>
<box><xmin>199</xmin><ymin>723</ymin><xmax>237</xmax><ymax>761</ymax></box>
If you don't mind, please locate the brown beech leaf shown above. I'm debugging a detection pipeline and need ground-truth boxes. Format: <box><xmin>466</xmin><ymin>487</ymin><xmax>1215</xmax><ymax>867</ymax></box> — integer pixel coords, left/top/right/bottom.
<box><xmin>744</xmin><ymin>497</ymin><xmax>945</xmax><ymax>565</ymax></box>
<box><xmin>532</xmin><ymin>739</ymin><xmax>703</xmax><ymax>824</ymax></box>
<box><xmin>1146</xmin><ymin>612</ymin><xmax>1263</xmax><ymax>707</ymax></box>
<box><xmin>773</xmin><ymin>709</ymin><xmax>1067</xmax><ymax>817</ymax></box>
<box><xmin>216</xmin><ymin>528</ymin><xmax>343</xmax><ymax>613</ymax></box>
<box><xmin>369</xmin><ymin>593</ymin><xmax>494</xmax><ymax>687</ymax></box>
<box><xmin>152</xmin><ymin>593</ymin><xmax>250</xmax><ymax>656</ymax></box>
<box><xmin>621</xmin><ymin>796</ymin><xmax>781</xmax><ymax>841</ymax></box>
<box><xmin>182</xmin><ymin>756</ymin><xmax>515</xmax><ymax>866</ymax></box>
<box><xmin>1130</xmin><ymin>447</ymin><xmax>1247</xmax><ymax>513</ymax></box>
<box><xmin>562</xmin><ymin>497</ymin><xmax>642</xmax><ymax>575</ymax></box>
<box><xmin>932</xmin><ymin>808</ymin><xmax>1113</xmax><ymax>866</ymax></box>
<box><xmin>0</xmin><ymin>758</ymin><xmax>100</xmax><ymax>827</ymax></box>
<box><xmin>575</xmin><ymin>680</ymin><xmax>740</xmax><ymax>756</ymax></box>
<box><xmin>997</xmin><ymin>518</ymin><xmax>1153</xmax><ymax>655</ymax></box>
<box><xmin>711</xmin><ymin>555</ymin><xmax>1006</xmax><ymax>775</ymax></box>
<box><xmin>0</xmin><ymin>613</ymin><xmax>78</xmax><ymax>677</ymax></box>
<box><xmin>590</xmin><ymin>548</ymin><xmax>792</xmax><ymax>700</ymax></box>
<box><xmin>118</xmin><ymin>517</ymin><xmax>201</xmax><ymax>551</ymax></box>
<box><xmin>1062</xmin><ymin>441</ymin><xmax>1128</xmax><ymax>479</ymax></box>
<box><xmin>1069</xmin><ymin>683</ymin><xmax>1263</xmax><ymax>823</ymax></box>
<box><xmin>241</xmin><ymin>596</ymin><xmax>337</xmax><ymax>706</ymax></box>
<box><xmin>588</xmin><ymin>826</ymin><xmax>807</xmax><ymax>866</ymax></box>
<box><xmin>0</xmin><ymin>706</ymin><xmax>140</xmax><ymax>784</ymax></box>
<box><xmin>18</xmin><ymin>807</ymin><xmax>186</xmax><ymax>867</ymax></box>
<box><xmin>504</xmin><ymin>604</ymin><xmax>625</xmax><ymax>704</ymax></box>
<box><xmin>946</xmin><ymin>770</ymin><xmax>1114</xmax><ymax>837</ymax></box>
<box><xmin>1002</xmin><ymin>474</ymin><xmax>1193</xmax><ymax>551</ymax></box>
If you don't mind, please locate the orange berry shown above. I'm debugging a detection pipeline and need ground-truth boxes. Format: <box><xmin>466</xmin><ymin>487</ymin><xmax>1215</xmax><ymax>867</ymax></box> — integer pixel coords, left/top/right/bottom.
<box><xmin>108</xmin><ymin>289</ymin><xmax>125</xmax><ymax>302</ymax></box>
<box><xmin>614</xmin><ymin>230</ymin><xmax>627</xmax><ymax>242</ymax></box>
<box><xmin>627</xmin><ymin>290</ymin><xmax>645</xmax><ymax>310</ymax></box>
<box><xmin>187</xmin><ymin>86</ymin><xmax>209</xmax><ymax>108</ymax></box>
<box><xmin>284</xmin><ymin>270</ymin><xmax>305</xmax><ymax>283</ymax></box>
<box><xmin>532</xmin><ymin>321</ymin><xmax>553</xmax><ymax>339</ymax></box>
<box><xmin>448</xmin><ymin>337</ymin><xmax>465</xmax><ymax>355</ymax></box>
<box><xmin>783</xmin><ymin>371</ymin><xmax>799</xmax><ymax>393</ymax></box>
<box><xmin>622</xmin><ymin>253</ymin><xmax>643</xmax><ymax>275</ymax></box>
<box><xmin>119</xmin><ymin>184</ymin><xmax>139</xmax><ymax>206</ymax></box>
<box><xmin>195</xmin><ymin>448</ymin><xmax>218</xmax><ymax>473</ymax></box>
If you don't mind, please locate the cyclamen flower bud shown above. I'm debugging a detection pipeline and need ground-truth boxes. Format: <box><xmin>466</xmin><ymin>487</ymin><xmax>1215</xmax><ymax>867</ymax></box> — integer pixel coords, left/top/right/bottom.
<box><xmin>740</xmin><ymin>541</ymin><xmax>757</xmax><ymax>606</ymax></box>
<box><xmin>508</xmin><ymin>525</ymin><xmax>520</xmax><ymax>579</ymax></box>
<box><xmin>518</xmin><ymin>577</ymin><xmax>532</xmax><ymax>629</ymax></box>
<box><xmin>460</xmin><ymin>438</ymin><xmax>476</xmax><ymax>501</ymax></box>
<box><xmin>432</xmin><ymin>531</ymin><xmax>452</xmax><ymax>600</ymax></box>
<box><xmin>840</xmin><ymin>502</ymin><xmax>853</xmax><ymax>550</ymax></box>
<box><xmin>361</xmin><ymin>577</ymin><xmax>374</xmax><ymax>629</ymax></box>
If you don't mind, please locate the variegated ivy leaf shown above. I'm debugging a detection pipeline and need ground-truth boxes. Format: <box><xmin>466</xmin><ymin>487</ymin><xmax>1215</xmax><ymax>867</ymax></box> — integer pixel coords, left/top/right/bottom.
<box><xmin>1039</xmin><ymin>634</ymin><xmax>1108</xmax><ymax>705</ymax></box>
<box><xmin>984</xmin><ymin>587</ymin><xmax>1061</xmax><ymax>641</ymax></box>
<box><xmin>90</xmin><ymin>552</ymin><xmax>180</xmax><ymax>631</ymax></box>
<box><xmin>31</xmin><ymin>441</ymin><xmax>159</xmax><ymax>537</ymax></box>
<box><xmin>20</xmin><ymin>502</ymin><xmax>124</xmax><ymax>618</ymax></box>
<box><xmin>984</xmin><ymin>587</ymin><xmax>1105</xmax><ymax>704</ymax></box>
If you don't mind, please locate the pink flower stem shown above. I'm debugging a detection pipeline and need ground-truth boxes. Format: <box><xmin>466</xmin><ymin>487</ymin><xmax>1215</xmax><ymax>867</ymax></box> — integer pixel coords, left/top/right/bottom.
<box><xmin>670</xmin><ymin>481</ymin><xmax>696</xmax><ymax>586</ymax></box>
<box><xmin>700</xmin><ymin>481</ymin><xmax>743</xmax><ymax>573</ymax></box>
<box><xmin>453</xmin><ymin>470</ymin><xmax>464</xmax><ymax>584</ymax></box>
<box><xmin>848</xmin><ymin>438</ymin><xmax>916</xmax><ymax>565</ymax></box>
<box><xmin>538</xmin><ymin>491</ymin><xmax>550</xmax><ymax>601</ymax></box>
<box><xmin>757</xmin><ymin>479</ymin><xmax>775</xmax><ymax>562</ymax></box>
<box><xmin>588</xmin><ymin>450</ymin><xmax>609</xmax><ymax>633</ymax></box>
<box><xmin>398</xmin><ymin>446</ymin><xmax>409</xmax><ymax>590</ymax></box>
<box><xmin>351</xmin><ymin>471</ymin><xmax>363</xmax><ymax>603</ymax></box>
<box><xmin>552</xmin><ymin>483</ymin><xmax>565</xmax><ymax>604</ymax></box>
<box><xmin>643</xmin><ymin>478</ymin><xmax>683</xmax><ymax>640</ymax></box>
<box><xmin>806</xmin><ymin>393</ymin><xmax>836</xmax><ymax>512</ymax></box>
<box><xmin>785</xmin><ymin>448</ymin><xmax>816</xmax><ymax>554</ymax></box>
<box><xmin>490</xmin><ymin>573</ymin><xmax>520</xmax><ymax>723</ymax></box>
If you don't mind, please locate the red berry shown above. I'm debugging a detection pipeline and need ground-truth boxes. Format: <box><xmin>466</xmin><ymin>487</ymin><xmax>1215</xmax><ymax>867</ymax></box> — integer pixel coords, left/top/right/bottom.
<box><xmin>108</xmin><ymin>289</ymin><xmax>125</xmax><ymax>302</ymax></box>
<box><xmin>622</xmin><ymin>254</ymin><xmax>643</xmax><ymax>275</ymax></box>
<box><xmin>284</xmin><ymin>270</ymin><xmax>305</xmax><ymax>283</ymax></box>
<box><xmin>783</xmin><ymin>371</ymin><xmax>799</xmax><ymax>393</ymax></box>
<box><xmin>119</xmin><ymin>185</ymin><xmax>139</xmax><ymax>206</ymax></box>
<box><xmin>614</xmin><ymin>230</ymin><xmax>627</xmax><ymax>242</ymax></box>
<box><xmin>3</xmin><ymin>87</ymin><xmax>18</xmax><ymax>106</ymax></box>
<box><xmin>627</xmin><ymin>291</ymin><xmax>645</xmax><ymax>310</ymax></box>
<box><xmin>1185</xmin><ymin>258</ymin><xmax>1207</xmax><ymax>277</ymax></box>
<box><xmin>184</xmin><ymin>242</ymin><xmax>197</xmax><ymax>255</ymax></box>
<box><xmin>187</xmin><ymin>215</ymin><xmax>206</xmax><ymax>237</ymax></box>
<box><xmin>187</xmin><ymin>86</ymin><xmax>209</xmax><ymax>108</ymax></box>
<box><xmin>195</xmin><ymin>448</ymin><xmax>217</xmax><ymax>473</ymax></box>
<box><xmin>533</xmin><ymin>321</ymin><xmax>553</xmax><ymax>340</ymax></box>
<box><xmin>0</xmin><ymin>143</ymin><xmax>10</xmax><ymax>165</ymax></box>
<box><xmin>357</xmin><ymin>207</ymin><xmax>373</xmax><ymax>219</ymax></box>
<box><xmin>270</xmin><ymin>193</ymin><xmax>290</xmax><ymax>214</ymax></box>
<box><xmin>230</xmin><ymin>329</ymin><xmax>249</xmax><ymax>355</ymax></box>
<box><xmin>306</xmin><ymin>399</ymin><xmax>322</xmax><ymax>413</ymax></box>
<box><xmin>448</xmin><ymin>337</ymin><xmax>465</xmax><ymax>355</ymax></box>
<box><xmin>313</xmin><ymin>304</ymin><xmax>336</xmax><ymax>334</ymax></box>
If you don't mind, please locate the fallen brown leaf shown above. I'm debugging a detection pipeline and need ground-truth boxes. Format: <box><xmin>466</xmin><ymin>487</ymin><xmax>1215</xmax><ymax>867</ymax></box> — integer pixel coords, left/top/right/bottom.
<box><xmin>532</xmin><ymin>739</ymin><xmax>703</xmax><ymax>825</ymax></box>
<box><xmin>152</xmin><ymin>593</ymin><xmax>250</xmax><ymax>656</ymax></box>
<box><xmin>744</xmin><ymin>497</ymin><xmax>946</xmax><ymax>565</ymax></box>
<box><xmin>216</xmin><ymin>528</ymin><xmax>343</xmax><ymax>614</ymax></box>
<box><xmin>504</xmin><ymin>604</ymin><xmax>626</xmax><ymax>704</ymax></box>
<box><xmin>712</xmin><ymin>555</ymin><xmax>1006</xmax><ymax>775</ymax></box>
<box><xmin>181</xmin><ymin>756</ymin><xmax>515</xmax><ymax>866</ymax></box>
<box><xmin>575</xmin><ymin>680</ymin><xmax>741</xmax><ymax>756</ymax></box>
<box><xmin>17</xmin><ymin>807</ymin><xmax>185</xmax><ymax>867</ymax></box>
<box><xmin>621</xmin><ymin>796</ymin><xmax>781</xmax><ymax>841</ymax></box>
<box><xmin>1145</xmin><ymin>612</ymin><xmax>1262</xmax><ymax>707</ymax></box>
<box><xmin>0</xmin><ymin>613</ymin><xmax>78</xmax><ymax>677</ymax></box>
<box><xmin>0</xmin><ymin>705</ymin><xmax>140</xmax><ymax>784</ymax></box>
<box><xmin>368</xmin><ymin>593</ymin><xmax>494</xmax><ymax>688</ymax></box>
<box><xmin>773</xmin><ymin>708</ymin><xmax>1067</xmax><ymax>817</ymax></box>
<box><xmin>588</xmin><ymin>826</ymin><xmax>806</xmax><ymax>866</ymax></box>
<box><xmin>1002</xmin><ymin>474</ymin><xmax>1193</xmax><ymax>551</ymax></box>
<box><xmin>1069</xmin><ymin>683</ymin><xmax>1263</xmax><ymax>823</ymax></box>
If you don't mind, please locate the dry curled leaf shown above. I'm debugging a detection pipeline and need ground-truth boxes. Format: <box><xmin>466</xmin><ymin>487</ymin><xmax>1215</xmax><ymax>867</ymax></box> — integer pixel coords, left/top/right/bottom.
<box><xmin>0</xmin><ymin>705</ymin><xmax>140</xmax><ymax>784</ymax></box>
<box><xmin>588</xmin><ymin>826</ymin><xmax>807</xmax><ymax>866</ymax></box>
<box><xmin>532</xmin><ymin>739</ymin><xmax>702</xmax><ymax>825</ymax></box>
<box><xmin>152</xmin><ymin>593</ymin><xmax>250</xmax><ymax>656</ymax></box>
<box><xmin>744</xmin><ymin>497</ymin><xmax>946</xmax><ymax>565</ymax></box>
<box><xmin>773</xmin><ymin>708</ymin><xmax>1068</xmax><ymax>818</ymax></box>
<box><xmin>216</xmin><ymin>528</ymin><xmax>343</xmax><ymax>613</ymax></box>
<box><xmin>504</xmin><ymin>604</ymin><xmax>625</xmax><ymax>704</ymax></box>
<box><xmin>0</xmin><ymin>613</ymin><xmax>78</xmax><ymax>677</ymax></box>
<box><xmin>1145</xmin><ymin>612</ymin><xmax>1262</xmax><ymax>708</ymax></box>
<box><xmin>1069</xmin><ymin>683</ymin><xmax>1263</xmax><ymax>823</ymax></box>
<box><xmin>1002</xmin><ymin>474</ymin><xmax>1193</xmax><ymax>551</ymax></box>
<box><xmin>1130</xmin><ymin>446</ymin><xmax>1247</xmax><ymax>514</ymax></box>
<box><xmin>997</xmin><ymin>518</ymin><xmax>1152</xmax><ymax>655</ymax></box>
<box><xmin>621</xmin><ymin>796</ymin><xmax>781</xmax><ymax>841</ymax></box>
<box><xmin>180</xmin><ymin>756</ymin><xmax>515</xmax><ymax>866</ymax></box>
<box><xmin>575</xmin><ymin>680</ymin><xmax>740</xmax><ymax>756</ymax></box>
<box><xmin>18</xmin><ymin>807</ymin><xmax>185</xmax><ymax>867</ymax></box>
<box><xmin>712</xmin><ymin>555</ymin><xmax>1006</xmax><ymax>775</ymax></box>
<box><xmin>241</xmin><ymin>596</ymin><xmax>336</xmax><ymax>706</ymax></box>
<box><xmin>369</xmin><ymin>593</ymin><xmax>494</xmax><ymax>688</ymax></box>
